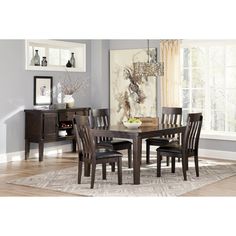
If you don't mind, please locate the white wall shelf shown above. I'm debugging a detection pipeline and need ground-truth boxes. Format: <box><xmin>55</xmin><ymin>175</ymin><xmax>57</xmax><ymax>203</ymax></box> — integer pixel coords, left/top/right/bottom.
<box><xmin>25</xmin><ymin>40</ymin><xmax>86</xmax><ymax>72</ymax></box>
<box><xmin>26</xmin><ymin>65</ymin><xmax>82</xmax><ymax>72</ymax></box>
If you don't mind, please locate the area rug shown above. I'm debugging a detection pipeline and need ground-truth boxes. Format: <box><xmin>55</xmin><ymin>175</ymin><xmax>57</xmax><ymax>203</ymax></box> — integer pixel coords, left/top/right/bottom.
<box><xmin>8</xmin><ymin>157</ymin><xmax>236</xmax><ymax>196</ymax></box>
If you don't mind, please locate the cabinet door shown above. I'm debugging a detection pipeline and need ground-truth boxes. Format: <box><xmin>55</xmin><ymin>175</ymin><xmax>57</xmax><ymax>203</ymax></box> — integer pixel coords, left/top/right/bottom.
<box><xmin>43</xmin><ymin>113</ymin><xmax>58</xmax><ymax>140</ymax></box>
<box><xmin>25</xmin><ymin>111</ymin><xmax>43</xmax><ymax>140</ymax></box>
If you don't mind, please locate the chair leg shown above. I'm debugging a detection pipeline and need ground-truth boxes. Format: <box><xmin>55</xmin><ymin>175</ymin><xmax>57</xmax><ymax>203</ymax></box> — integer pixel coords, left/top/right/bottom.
<box><xmin>146</xmin><ymin>141</ymin><xmax>150</xmax><ymax>164</ymax></box>
<box><xmin>102</xmin><ymin>163</ymin><xmax>106</xmax><ymax>180</ymax></box>
<box><xmin>194</xmin><ymin>155</ymin><xmax>199</xmax><ymax>177</ymax></box>
<box><xmin>186</xmin><ymin>157</ymin><xmax>189</xmax><ymax>171</ymax></box>
<box><xmin>178</xmin><ymin>157</ymin><xmax>180</xmax><ymax>162</ymax></box>
<box><xmin>171</xmin><ymin>157</ymin><xmax>175</xmax><ymax>173</ymax></box>
<box><xmin>128</xmin><ymin>147</ymin><xmax>132</xmax><ymax>168</ymax></box>
<box><xmin>78</xmin><ymin>159</ymin><xmax>83</xmax><ymax>184</ymax></box>
<box><xmin>166</xmin><ymin>156</ymin><xmax>170</xmax><ymax>166</ymax></box>
<box><xmin>181</xmin><ymin>157</ymin><xmax>187</xmax><ymax>181</ymax></box>
<box><xmin>157</xmin><ymin>151</ymin><xmax>161</xmax><ymax>177</ymax></box>
<box><xmin>111</xmin><ymin>162</ymin><xmax>115</xmax><ymax>172</ymax></box>
<box><xmin>90</xmin><ymin>162</ymin><xmax>96</xmax><ymax>189</ymax></box>
<box><xmin>117</xmin><ymin>158</ymin><xmax>122</xmax><ymax>185</ymax></box>
<box><xmin>84</xmin><ymin>162</ymin><xmax>90</xmax><ymax>177</ymax></box>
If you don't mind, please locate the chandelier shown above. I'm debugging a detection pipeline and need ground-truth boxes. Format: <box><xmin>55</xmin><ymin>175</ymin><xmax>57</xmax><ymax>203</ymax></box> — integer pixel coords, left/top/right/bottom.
<box><xmin>133</xmin><ymin>40</ymin><xmax>164</xmax><ymax>78</ymax></box>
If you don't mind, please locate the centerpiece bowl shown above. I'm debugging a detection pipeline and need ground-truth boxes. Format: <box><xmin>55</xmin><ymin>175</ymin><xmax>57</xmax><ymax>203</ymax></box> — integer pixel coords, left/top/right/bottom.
<box><xmin>123</xmin><ymin>118</ymin><xmax>142</xmax><ymax>129</ymax></box>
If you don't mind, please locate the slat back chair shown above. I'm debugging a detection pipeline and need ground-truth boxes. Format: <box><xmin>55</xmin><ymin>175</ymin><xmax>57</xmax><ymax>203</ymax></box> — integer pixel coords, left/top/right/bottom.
<box><xmin>73</xmin><ymin>115</ymin><xmax>95</xmax><ymax>161</ymax></box>
<box><xmin>91</xmin><ymin>108</ymin><xmax>112</xmax><ymax>143</ymax></box>
<box><xmin>146</xmin><ymin>107</ymin><xmax>182</xmax><ymax>165</ymax></box>
<box><xmin>157</xmin><ymin>113</ymin><xmax>203</xmax><ymax>181</ymax></box>
<box><xmin>183</xmin><ymin>113</ymin><xmax>203</xmax><ymax>157</ymax></box>
<box><xmin>161</xmin><ymin>107</ymin><xmax>182</xmax><ymax>139</ymax></box>
<box><xmin>73</xmin><ymin>115</ymin><xmax>123</xmax><ymax>189</ymax></box>
<box><xmin>91</xmin><ymin>108</ymin><xmax>132</xmax><ymax>169</ymax></box>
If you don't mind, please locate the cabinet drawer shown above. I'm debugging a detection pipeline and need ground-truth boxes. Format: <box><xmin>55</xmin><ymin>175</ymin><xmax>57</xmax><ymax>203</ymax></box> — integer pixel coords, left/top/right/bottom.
<box><xmin>58</xmin><ymin>111</ymin><xmax>76</xmax><ymax>121</ymax></box>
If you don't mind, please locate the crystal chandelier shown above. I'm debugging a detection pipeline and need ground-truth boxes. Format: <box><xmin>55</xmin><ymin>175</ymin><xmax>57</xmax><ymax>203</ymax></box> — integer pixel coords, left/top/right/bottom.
<box><xmin>133</xmin><ymin>40</ymin><xmax>164</xmax><ymax>78</ymax></box>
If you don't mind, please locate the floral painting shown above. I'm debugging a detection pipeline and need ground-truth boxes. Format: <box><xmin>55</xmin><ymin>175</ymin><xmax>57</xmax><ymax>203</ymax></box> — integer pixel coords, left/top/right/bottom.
<box><xmin>110</xmin><ymin>48</ymin><xmax>157</xmax><ymax>125</ymax></box>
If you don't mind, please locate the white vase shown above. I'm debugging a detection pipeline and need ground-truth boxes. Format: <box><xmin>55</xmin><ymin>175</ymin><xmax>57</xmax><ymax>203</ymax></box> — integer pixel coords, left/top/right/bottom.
<box><xmin>63</xmin><ymin>95</ymin><xmax>75</xmax><ymax>108</ymax></box>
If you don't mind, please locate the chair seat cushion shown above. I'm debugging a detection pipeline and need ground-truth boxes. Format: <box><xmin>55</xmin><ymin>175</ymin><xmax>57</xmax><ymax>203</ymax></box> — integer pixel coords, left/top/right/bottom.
<box><xmin>96</xmin><ymin>150</ymin><xmax>123</xmax><ymax>159</ymax></box>
<box><xmin>97</xmin><ymin>139</ymin><xmax>132</xmax><ymax>148</ymax></box>
<box><xmin>146</xmin><ymin>137</ymin><xmax>178</xmax><ymax>146</ymax></box>
<box><xmin>156</xmin><ymin>142</ymin><xmax>182</xmax><ymax>154</ymax></box>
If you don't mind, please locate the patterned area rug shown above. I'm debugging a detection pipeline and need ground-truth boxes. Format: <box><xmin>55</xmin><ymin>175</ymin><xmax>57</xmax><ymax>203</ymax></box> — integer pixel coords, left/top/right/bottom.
<box><xmin>8</xmin><ymin>157</ymin><xmax>236</xmax><ymax>196</ymax></box>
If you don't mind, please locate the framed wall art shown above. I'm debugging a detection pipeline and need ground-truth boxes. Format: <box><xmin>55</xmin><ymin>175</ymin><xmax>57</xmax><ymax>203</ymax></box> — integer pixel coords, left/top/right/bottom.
<box><xmin>33</xmin><ymin>76</ymin><xmax>53</xmax><ymax>105</ymax></box>
<box><xmin>109</xmin><ymin>48</ymin><xmax>157</xmax><ymax>125</ymax></box>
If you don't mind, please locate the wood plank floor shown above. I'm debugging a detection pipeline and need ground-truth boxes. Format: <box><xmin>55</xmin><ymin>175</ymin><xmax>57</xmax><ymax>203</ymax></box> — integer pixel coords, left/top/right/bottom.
<box><xmin>1</xmin><ymin>153</ymin><xmax>236</xmax><ymax>196</ymax></box>
<box><xmin>0</xmin><ymin>154</ymin><xmax>79</xmax><ymax>196</ymax></box>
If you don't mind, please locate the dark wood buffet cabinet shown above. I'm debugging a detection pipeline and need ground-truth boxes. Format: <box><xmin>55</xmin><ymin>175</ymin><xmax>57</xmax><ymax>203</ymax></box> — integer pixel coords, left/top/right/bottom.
<box><xmin>24</xmin><ymin>107</ymin><xmax>90</xmax><ymax>161</ymax></box>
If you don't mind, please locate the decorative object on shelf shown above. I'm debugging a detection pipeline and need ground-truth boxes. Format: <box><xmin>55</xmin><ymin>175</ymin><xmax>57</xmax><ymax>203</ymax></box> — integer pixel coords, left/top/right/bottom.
<box><xmin>25</xmin><ymin>40</ymin><xmax>86</xmax><ymax>72</ymax></box>
<box><xmin>34</xmin><ymin>76</ymin><xmax>53</xmax><ymax>105</ymax></box>
<box><xmin>110</xmin><ymin>49</ymin><xmax>157</xmax><ymax>125</ymax></box>
<box><xmin>70</xmin><ymin>52</ymin><xmax>76</xmax><ymax>68</ymax></box>
<box><xmin>66</xmin><ymin>60</ymin><xmax>72</xmax><ymax>67</ymax></box>
<box><xmin>33</xmin><ymin>50</ymin><xmax>40</xmax><ymax>66</ymax></box>
<box><xmin>133</xmin><ymin>40</ymin><xmax>164</xmax><ymax>78</ymax></box>
<box><xmin>58</xmin><ymin>130</ymin><xmax>67</xmax><ymax>137</ymax></box>
<box><xmin>41</xmin><ymin>57</ymin><xmax>47</xmax><ymax>66</ymax></box>
<box><xmin>60</xmin><ymin>70</ymin><xmax>88</xmax><ymax>108</ymax></box>
<box><xmin>63</xmin><ymin>94</ymin><xmax>75</xmax><ymax>108</ymax></box>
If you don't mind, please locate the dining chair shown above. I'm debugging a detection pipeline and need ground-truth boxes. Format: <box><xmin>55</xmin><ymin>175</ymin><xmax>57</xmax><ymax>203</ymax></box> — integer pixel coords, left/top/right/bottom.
<box><xmin>146</xmin><ymin>107</ymin><xmax>182</xmax><ymax>165</ymax></box>
<box><xmin>73</xmin><ymin>115</ymin><xmax>122</xmax><ymax>189</ymax></box>
<box><xmin>91</xmin><ymin>108</ymin><xmax>132</xmax><ymax>169</ymax></box>
<box><xmin>156</xmin><ymin>113</ymin><xmax>203</xmax><ymax>181</ymax></box>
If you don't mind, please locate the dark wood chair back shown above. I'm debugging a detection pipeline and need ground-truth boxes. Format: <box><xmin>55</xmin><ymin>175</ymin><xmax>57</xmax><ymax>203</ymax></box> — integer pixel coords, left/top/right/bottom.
<box><xmin>91</xmin><ymin>108</ymin><xmax>109</xmax><ymax>127</ymax></box>
<box><xmin>161</xmin><ymin>107</ymin><xmax>182</xmax><ymax>139</ymax></box>
<box><xmin>91</xmin><ymin>108</ymin><xmax>112</xmax><ymax>143</ymax></box>
<box><xmin>183</xmin><ymin>113</ymin><xmax>203</xmax><ymax>154</ymax></box>
<box><xmin>161</xmin><ymin>107</ymin><xmax>182</xmax><ymax>125</ymax></box>
<box><xmin>73</xmin><ymin>115</ymin><xmax>95</xmax><ymax>162</ymax></box>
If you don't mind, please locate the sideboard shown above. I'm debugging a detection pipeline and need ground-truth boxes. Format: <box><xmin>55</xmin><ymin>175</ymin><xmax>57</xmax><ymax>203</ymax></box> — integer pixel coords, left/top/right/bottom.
<box><xmin>24</xmin><ymin>107</ymin><xmax>90</xmax><ymax>161</ymax></box>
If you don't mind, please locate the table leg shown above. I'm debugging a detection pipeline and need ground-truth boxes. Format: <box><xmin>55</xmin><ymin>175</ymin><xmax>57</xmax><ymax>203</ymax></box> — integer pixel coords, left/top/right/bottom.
<box><xmin>25</xmin><ymin>139</ymin><xmax>30</xmax><ymax>160</ymax></box>
<box><xmin>39</xmin><ymin>142</ymin><xmax>44</xmax><ymax>162</ymax></box>
<box><xmin>72</xmin><ymin>139</ymin><xmax>76</xmax><ymax>152</ymax></box>
<box><xmin>132</xmin><ymin>136</ymin><xmax>142</xmax><ymax>185</ymax></box>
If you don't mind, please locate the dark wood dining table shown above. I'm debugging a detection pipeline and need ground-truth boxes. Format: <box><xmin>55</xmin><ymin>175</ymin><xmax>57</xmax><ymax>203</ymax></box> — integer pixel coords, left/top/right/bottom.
<box><xmin>91</xmin><ymin>124</ymin><xmax>186</xmax><ymax>185</ymax></box>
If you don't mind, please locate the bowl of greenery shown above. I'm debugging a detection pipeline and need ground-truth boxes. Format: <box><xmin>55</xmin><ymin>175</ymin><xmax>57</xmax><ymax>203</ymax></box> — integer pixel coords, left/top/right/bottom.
<box><xmin>123</xmin><ymin>118</ymin><xmax>142</xmax><ymax>129</ymax></box>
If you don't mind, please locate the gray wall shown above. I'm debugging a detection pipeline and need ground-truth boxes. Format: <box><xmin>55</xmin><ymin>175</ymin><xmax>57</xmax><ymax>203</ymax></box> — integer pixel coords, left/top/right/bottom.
<box><xmin>0</xmin><ymin>39</ymin><xmax>91</xmax><ymax>155</ymax></box>
<box><xmin>90</xmin><ymin>40</ymin><xmax>110</xmax><ymax>108</ymax></box>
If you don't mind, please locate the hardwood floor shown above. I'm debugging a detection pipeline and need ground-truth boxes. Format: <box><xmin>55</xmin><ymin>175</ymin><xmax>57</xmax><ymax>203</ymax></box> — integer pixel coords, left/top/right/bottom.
<box><xmin>0</xmin><ymin>154</ymin><xmax>79</xmax><ymax>196</ymax></box>
<box><xmin>1</xmin><ymin>153</ymin><xmax>236</xmax><ymax>196</ymax></box>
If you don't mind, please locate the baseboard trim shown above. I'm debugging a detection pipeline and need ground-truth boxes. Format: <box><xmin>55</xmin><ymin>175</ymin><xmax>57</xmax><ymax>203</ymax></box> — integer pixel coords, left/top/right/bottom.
<box><xmin>0</xmin><ymin>144</ymin><xmax>72</xmax><ymax>163</ymax></box>
<box><xmin>199</xmin><ymin>149</ymin><xmax>236</xmax><ymax>161</ymax></box>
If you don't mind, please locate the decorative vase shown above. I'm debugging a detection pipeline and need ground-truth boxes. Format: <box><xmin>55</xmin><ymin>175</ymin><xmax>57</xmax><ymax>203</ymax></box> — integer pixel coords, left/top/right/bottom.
<box><xmin>63</xmin><ymin>94</ymin><xmax>75</xmax><ymax>108</ymax></box>
<box><xmin>33</xmin><ymin>50</ymin><xmax>40</xmax><ymax>66</ymax></box>
<box><xmin>41</xmin><ymin>57</ymin><xmax>47</xmax><ymax>66</ymax></box>
<box><xmin>70</xmin><ymin>52</ymin><xmax>76</xmax><ymax>68</ymax></box>
<box><xmin>66</xmin><ymin>60</ymin><xmax>72</xmax><ymax>67</ymax></box>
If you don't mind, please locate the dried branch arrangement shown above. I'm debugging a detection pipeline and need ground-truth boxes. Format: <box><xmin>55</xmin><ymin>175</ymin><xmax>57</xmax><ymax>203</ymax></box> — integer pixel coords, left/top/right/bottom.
<box><xmin>60</xmin><ymin>70</ymin><xmax>88</xmax><ymax>95</ymax></box>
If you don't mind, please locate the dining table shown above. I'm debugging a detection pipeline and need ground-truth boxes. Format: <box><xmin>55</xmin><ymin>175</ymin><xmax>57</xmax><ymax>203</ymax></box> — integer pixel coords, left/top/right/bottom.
<box><xmin>91</xmin><ymin>124</ymin><xmax>186</xmax><ymax>185</ymax></box>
